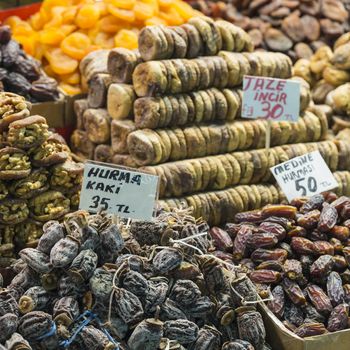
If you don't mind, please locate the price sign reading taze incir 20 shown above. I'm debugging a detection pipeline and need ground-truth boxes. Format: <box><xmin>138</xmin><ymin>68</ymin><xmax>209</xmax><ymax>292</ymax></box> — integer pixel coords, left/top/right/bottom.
<box><xmin>270</xmin><ymin>151</ymin><xmax>338</xmax><ymax>202</ymax></box>
<box><xmin>79</xmin><ymin>161</ymin><xmax>159</xmax><ymax>221</ymax></box>
<box><xmin>242</xmin><ymin>76</ymin><xmax>300</xmax><ymax>122</ymax></box>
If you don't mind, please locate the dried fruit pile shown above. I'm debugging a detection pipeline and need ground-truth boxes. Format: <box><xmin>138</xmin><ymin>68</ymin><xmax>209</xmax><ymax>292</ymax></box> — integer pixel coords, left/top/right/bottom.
<box><xmin>187</xmin><ymin>0</ymin><xmax>350</xmax><ymax>61</ymax></box>
<box><xmin>0</xmin><ymin>92</ymin><xmax>83</xmax><ymax>266</ymax></box>
<box><xmin>208</xmin><ymin>193</ymin><xmax>350</xmax><ymax>338</ymax></box>
<box><xmin>0</xmin><ymin>25</ymin><xmax>59</xmax><ymax>103</ymax></box>
<box><xmin>293</xmin><ymin>32</ymin><xmax>350</xmax><ymax>133</ymax></box>
<box><xmin>70</xmin><ymin>17</ymin><xmax>350</xmax><ymax>225</ymax></box>
<box><xmin>5</xmin><ymin>0</ymin><xmax>198</xmax><ymax>95</ymax></box>
<box><xmin>0</xmin><ymin>208</ymin><xmax>272</xmax><ymax>349</ymax></box>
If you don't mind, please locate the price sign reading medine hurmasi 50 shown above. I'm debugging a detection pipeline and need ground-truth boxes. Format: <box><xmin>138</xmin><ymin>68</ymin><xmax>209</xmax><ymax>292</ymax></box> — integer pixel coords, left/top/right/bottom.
<box><xmin>79</xmin><ymin>161</ymin><xmax>159</xmax><ymax>221</ymax></box>
<box><xmin>242</xmin><ymin>76</ymin><xmax>300</xmax><ymax>122</ymax></box>
<box><xmin>270</xmin><ymin>151</ymin><xmax>338</xmax><ymax>202</ymax></box>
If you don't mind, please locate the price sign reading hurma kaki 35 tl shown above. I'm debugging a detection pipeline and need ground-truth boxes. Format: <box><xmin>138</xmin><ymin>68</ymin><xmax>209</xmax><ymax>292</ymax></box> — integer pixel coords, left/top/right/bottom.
<box><xmin>79</xmin><ymin>161</ymin><xmax>159</xmax><ymax>221</ymax></box>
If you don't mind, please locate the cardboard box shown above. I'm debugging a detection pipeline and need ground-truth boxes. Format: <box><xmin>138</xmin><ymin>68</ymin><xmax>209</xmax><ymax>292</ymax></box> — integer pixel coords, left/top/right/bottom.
<box><xmin>31</xmin><ymin>96</ymin><xmax>66</xmax><ymax>129</ymax></box>
<box><xmin>259</xmin><ymin>302</ymin><xmax>350</xmax><ymax>350</ymax></box>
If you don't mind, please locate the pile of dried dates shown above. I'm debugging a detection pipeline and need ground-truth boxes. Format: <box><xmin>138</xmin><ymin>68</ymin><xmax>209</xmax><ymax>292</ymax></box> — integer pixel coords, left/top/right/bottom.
<box><xmin>0</xmin><ymin>92</ymin><xmax>83</xmax><ymax>265</ymax></box>
<box><xmin>0</xmin><ymin>208</ymin><xmax>272</xmax><ymax>349</ymax></box>
<box><xmin>188</xmin><ymin>0</ymin><xmax>350</xmax><ymax>61</ymax></box>
<box><xmin>0</xmin><ymin>25</ymin><xmax>59</xmax><ymax>102</ymax></box>
<box><xmin>209</xmin><ymin>192</ymin><xmax>350</xmax><ymax>337</ymax></box>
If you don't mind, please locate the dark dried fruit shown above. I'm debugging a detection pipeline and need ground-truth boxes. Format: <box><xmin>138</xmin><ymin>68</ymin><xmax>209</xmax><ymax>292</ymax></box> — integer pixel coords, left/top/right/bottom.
<box><xmin>294</xmin><ymin>322</ymin><xmax>327</xmax><ymax>338</ymax></box>
<box><xmin>267</xmin><ymin>285</ymin><xmax>285</xmax><ymax>319</ymax></box>
<box><xmin>306</xmin><ymin>284</ymin><xmax>333</xmax><ymax>315</ymax></box>
<box><xmin>318</xmin><ymin>203</ymin><xmax>338</xmax><ymax>232</ymax></box>
<box><xmin>327</xmin><ymin>303</ymin><xmax>349</xmax><ymax>332</ymax></box>
<box><xmin>282</xmin><ymin>278</ymin><xmax>306</xmax><ymax>306</ymax></box>
<box><xmin>327</xmin><ymin>271</ymin><xmax>345</xmax><ymax>306</ymax></box>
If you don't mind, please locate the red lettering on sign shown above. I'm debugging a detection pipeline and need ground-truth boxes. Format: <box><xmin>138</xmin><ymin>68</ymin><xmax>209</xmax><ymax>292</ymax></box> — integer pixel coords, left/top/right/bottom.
<box><xmin>276</xmin><ymin>81</ymin><xmax>286</xmax><ymax>91</ymax></box>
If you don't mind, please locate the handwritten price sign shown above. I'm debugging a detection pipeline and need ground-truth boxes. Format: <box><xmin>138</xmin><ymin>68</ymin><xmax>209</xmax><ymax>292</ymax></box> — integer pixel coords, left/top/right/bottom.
<box><xmin>242</xmin><ymin>76</ymin><xmax>300</xmax><ymax>122</ymax></box>
<box><xmin>270</xmin><ymin>151</ymin><xmax>338</xmax><ymax>202</ymax></box>
<box><xmin>79</xmin><ymin>161</ymin><xmax>159</xmax><ymax>221</ymax></box>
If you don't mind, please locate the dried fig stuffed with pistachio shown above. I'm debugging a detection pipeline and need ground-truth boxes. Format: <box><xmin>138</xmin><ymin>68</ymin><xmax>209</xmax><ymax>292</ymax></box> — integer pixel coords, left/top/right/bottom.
<box><xmin>7</xmin><ymin>115</ymin><xmax>49</xmax><ymax>149</ymax></box>
<box><xmin>9</xmin><ymin>168</ymin><xmax>49</xmax><ymax>199</ymax></box>
<box><xmin>0</xmin><ymin>198</ymin><xmax>29</xmax><ymax>225</ymax></box>
<box><xmin>32</xmin><ymin>133</ymin><xmax>70</xmax><ymax>167</ymax></box>
<box><xmin>50</xmin><ymin>160</ymin><xmax>83</xmax><ymax>193</ymax></box>
<box><xmin>0</xmin><ymin>92</ymin><xmax>31</xmax><ymax>131</ymax></box>
<box><xmin>28</xmin><ymin>191</ymin><xmax>70</xmax><ymax>222</ymax></box>
<box><xmin>0</xmin><ymin>147</ymin><xmax>31</xmax><ymax>180</ymax></box>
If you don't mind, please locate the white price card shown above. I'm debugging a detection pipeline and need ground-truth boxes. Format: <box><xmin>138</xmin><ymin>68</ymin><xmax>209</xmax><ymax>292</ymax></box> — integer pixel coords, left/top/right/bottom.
<box><xmin>270</xmin><ymin>151</ymin><xmax>338</xmax><ymax>202</ymax></box>
<box><xmin>242</xmin><ymin>75</ymin><xmax>300</xmax><ymax>122</ymax></box>
<box><xmin>79</xmin><ymin>161</ymin><xmax>159</xmax><ymax>221</ymax></box>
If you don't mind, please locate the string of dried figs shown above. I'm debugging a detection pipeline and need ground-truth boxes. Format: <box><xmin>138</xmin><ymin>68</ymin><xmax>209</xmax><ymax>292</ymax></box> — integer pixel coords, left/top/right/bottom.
<box><xmin>0</xmin><ymin>25</ymin><xmax>59</xmax><ymax>102</ymax></box>
<box><xmin>207</xmin><ymin>192</ymin><xmax>350</xmax><ymax>338</ymax></box>
<box><xmin>138</xmin><ymin>17</ymin><xmax>253</xmax><ymax>61</ymax></box>
<box><xmin>187</xmin><ymin>0</ymin><xmax>350</xmax><ymax>62</ymax></box>
<box><xmin>142</xmin><ymin>139</ymin><xmax>350</xmax><ymax>198</ymax></box>
<box><xmin>0</xmin><ymin>92</ymin><xmax>82</xmax><ymax>260</ymax></box>
<box><xmin>133</xmin><ymin>51</ymin><xmax>292</xmax><ymax>97</ymax></box>
<box><xmin>134</xmin><ymin>77</ymin><xmax>310</xmax><ymax>129</ymax></box>
<box><xmin>127</xmin><ymin>109</ymin><xmax>328</xmax><ymax>166</ymax></box>
<box><xmin>0</xmin><ymin>208</ymin><xmax>273</xmax><ymax>349</ymax></box>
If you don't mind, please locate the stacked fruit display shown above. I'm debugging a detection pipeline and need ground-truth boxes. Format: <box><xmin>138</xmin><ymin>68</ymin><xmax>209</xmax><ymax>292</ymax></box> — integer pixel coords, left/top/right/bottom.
<box><xmin>71</xmin><ymin>17</ymin><xmax>350</xmax><ymax>225</ymax></box>
<box><xmin>187</xmin><ymin>0</ymin><xmax>350</xmax><ymax>62</ymax></box>
<box><xmin>0</xmin><ymin>92</ymin><xmax>83</xmax><ymax>267</ymax></box>
<box><xmin>5</xmin><ymin>0</ymin><xmax>199</xmax><ymax>95</ymax></box>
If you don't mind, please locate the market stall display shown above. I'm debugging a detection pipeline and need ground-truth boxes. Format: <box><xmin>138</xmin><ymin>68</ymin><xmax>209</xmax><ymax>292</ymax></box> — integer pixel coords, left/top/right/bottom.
<box><xmin>0</xmin><ymin>208</ymin><xmax>271</xmax><ymax>350</ymax></box>
<box><xmin>0</xmin><ymin>92</ymin><xmax>83</xmax><ymax>267</ymax></box>
<box><xmin>0</xmin><ymin>25</ymin><xmax>60</xmax><ymax>103</ymax></box>
<box><xmin>5</xmin><ymin>0</ymin><xmax>199</xmax><ymax>95</ymax></box>
<box><xmin>70</xmin><ymin>17</ymin><xmax>350</xmax><ymax>227</ymax></box>
<box><xmin>206</xmin><ymin>193</ymin><xmax>350</xmax><ymax>339</ymax></box>
<box><xmin>187</xmin><ymin>0</ymin><xmax>350</xmax><ymax>61</ymax></box>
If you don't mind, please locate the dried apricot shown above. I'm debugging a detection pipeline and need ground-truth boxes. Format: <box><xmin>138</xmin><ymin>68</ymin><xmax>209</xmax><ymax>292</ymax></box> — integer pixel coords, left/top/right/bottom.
<box><xmin>61</xmin><ymin>32</ymin><xmax>91</xmax><ymax>60</ymax></box>
<box><xmin>39</xmin><ymin>28</ymin><xmax>65</xmax><ymax>45</ymax></box>
<box><xmin>114</xmin><ymin>29</ymin><xmax>138</xmax><ymax>50</ymax></box>
<box><xmin>108</xmin><ymin>5</ymin><xmax>136</xmax><ymax>23</ymax></box>
<box><xmin>75</xmin><ymin>4</ymin><xmax>100</xmax><ymax>29</ymax></box>
<box><xmin>45</xmin><ymin>48</ymin><xmax>79</xmax><ymax>75</ymax></box>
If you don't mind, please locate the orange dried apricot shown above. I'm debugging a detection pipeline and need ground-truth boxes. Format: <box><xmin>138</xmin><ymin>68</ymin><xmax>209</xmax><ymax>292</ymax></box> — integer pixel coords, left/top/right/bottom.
<box><xmin>46</xmin><ymin>48</ymin><xmax>79</xmax><ymax>75</ymax></box>
<box><xmin>159</xmin><ymin>8</ymin><xmax>184</xmax><ymax>25</ymax></box>
<box><xmin>108</xmin><ymin>0</ymin><xmax>135</xmax><ymax>10</ymax></box>
<box><xmin>62</xmin><ymin>6</ymin><xmax>78</xmax><ymax>24</ymax></box>
<box><xmin>75</xmin><ymin>4</ymin><xmax>100</xmax><ymax>29</ymax></box>
<box><xmin>60</xmin><ymin>71</ymin><xmax>81</xmax><ymax>85</ymax></box>
<box><xmin>93</xmin><ymin>32</ymin><xmax>115</xmax><ymax>49</ymax></box>
<box><xmin>145</xmin><ymin>16</ymin><xmax>167</xmax><ymax>26</ymax></box>
<box><xmin>39</xmin><ymin>28</ymin><xmax>65</xmax><ymax>45</ymax></box>
<box><xmin>114</xmin><ymin>29</ymin><xmax>138</xmax><ymax>50</ymax></box>
<box><xmin>172</xmin><ymin>0</ymin><xmax>195</xmax><ymax>20</ymax></box>
<box><xmin>133</xmin><ymin>1</ymin><xmax>155</xmax><ymax>21</ymax></box>
<box><xmin>61</xmin><ymin>25</ymin><xmax>77</xmax><ymax>36</ymax></box>
<box><xmin>159</xmin><ymin>0</ymin><xmax>173</xmax><ymax>8</ymax></box>
<box><xmin>29</xmin><ymin>12</ymin><xmax>45</xmax><ymax>31</ymax></box>
<box><xmin>107</xmin><ymin>5</ymin><xmax>136</xmax><ymax>23</ymax></box>
<box><xmin>61</xmin><ymin>32</ymin><xmax>91</xmax><ymax>60</ymax></box>
<box><xmin>98</xmin><ymin>15</ymin><xmax>122</xmax><ymax>33</ymax></box>
<box><xmin>59</xmin><ymin>82</ymin><xmax>82</xmax><ymax>96</ymax></box>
